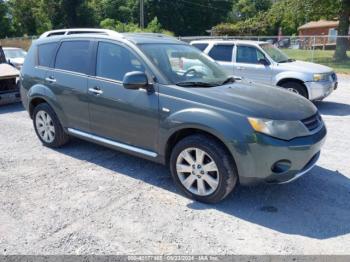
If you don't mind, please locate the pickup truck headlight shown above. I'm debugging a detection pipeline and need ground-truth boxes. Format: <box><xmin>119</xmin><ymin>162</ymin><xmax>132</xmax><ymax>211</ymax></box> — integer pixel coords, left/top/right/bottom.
<box><xmin>248</xmin><ymin>117</ymin><xmax>309</xmax><ymax>140</ymax></box>
<box><xmin>313</xmin><ymin>73</ymin><xmax>328</xmax><ymax>82</ymax></box>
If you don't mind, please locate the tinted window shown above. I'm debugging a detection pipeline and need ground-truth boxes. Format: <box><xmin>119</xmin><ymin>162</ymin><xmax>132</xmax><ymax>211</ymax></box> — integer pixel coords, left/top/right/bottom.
<box><xmin>236</xmin><ymin>46</ymin><xmax>265</xmax><ymax>64</ymax></box>
<box><xmin>55</xmin><ymin>41</ymin><xmax>90</xmax><ymax>74</ymax></box>
<box><xmin>208</xmin><ymin>45</ymin><xmax>234</xmax><ymax>62</ymax></box>
<box><xmin>38</xmin><ymin>43</ymin><xmax>58</xmax><ymax>67</ymax></box>
<box><xmin>96</xmin><ymin>42</ymin><xmax>145</xmax><ymax>81</ymax></box>
<box><xmin>192</xmin><ymin>43</ymin><xmax>208</xmax><ymax>51</ymax></box>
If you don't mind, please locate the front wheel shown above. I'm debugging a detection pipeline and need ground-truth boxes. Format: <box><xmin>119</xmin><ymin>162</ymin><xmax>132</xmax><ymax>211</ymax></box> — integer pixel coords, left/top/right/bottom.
<box><xmin>170</xmin><ymin>134</ymin><xmax>238</xmax><ymax>203</ymax></box>
<box><xmin>280</xmin><ymin>82</ymin><xmax>308</xmax><ymax>99</ymax></box>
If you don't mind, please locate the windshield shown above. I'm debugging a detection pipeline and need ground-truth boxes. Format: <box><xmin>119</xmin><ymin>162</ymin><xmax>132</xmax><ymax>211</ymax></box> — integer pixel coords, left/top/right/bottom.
<box><xmin>260</xmin><ymin>43</ymin><xmax>289</xmax><ymax>63</ymax></box>
<box><xmin>4</xmin><ymin>49</ymin><xmax>27</xmax><ymax>59</ymax></box>
<box><xmin>138</xmin><ymin>43</ymin><xmax>228</xmax><ymax>86</ymax></box>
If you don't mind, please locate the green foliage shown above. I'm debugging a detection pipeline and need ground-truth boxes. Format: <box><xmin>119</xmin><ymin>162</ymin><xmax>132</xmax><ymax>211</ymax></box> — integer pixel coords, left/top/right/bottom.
<box><xmin>0</xmin><ymin>0</ymin><xmax>12</xmax><ymax>38</ymax></box>
<box><xmin>229</xmin><ymin>0</ymin><xmax>272</xmax><ymax>22</ymax></box>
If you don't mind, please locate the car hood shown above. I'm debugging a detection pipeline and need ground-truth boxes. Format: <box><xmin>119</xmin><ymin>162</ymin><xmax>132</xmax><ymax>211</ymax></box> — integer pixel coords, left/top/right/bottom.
<box><xmin>189</xmin><ymin>81</ymin><xmax>317</xmax><ymax>121</ymax></box>
<box><xmin>276</xmin><ymin>60</ymin><xmax>332</xmax><ymax>74</ymax></box>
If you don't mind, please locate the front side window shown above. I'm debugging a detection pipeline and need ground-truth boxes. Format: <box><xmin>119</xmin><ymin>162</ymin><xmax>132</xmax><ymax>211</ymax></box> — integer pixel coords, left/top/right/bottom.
<box><xmin>55</xmin><ymin>41</ymin><xmax>90</xmax><ymax>74</ymax></box>
<box><xmin>38</xmin><ymin>43</ymin><xmax>58</xmax><ymax>67</ymax></box>
<box><xmin>96</xmin><ymin>42</ymin><xmax>145</xmax><ymax>81</ymax></box>
<box><xmin>139</xmin><ymin>43</ymin><xmax>228</xmax><ymax>86</ymax></box>
<box><xmin>208</xmin><ymin>44</ymin><xmax>234</xmax><ymax>62</ymax></box>
<box><xmin>236</xmin><ymin>46</ymin><xmax>266</xmax><ymax>64</ymax></box>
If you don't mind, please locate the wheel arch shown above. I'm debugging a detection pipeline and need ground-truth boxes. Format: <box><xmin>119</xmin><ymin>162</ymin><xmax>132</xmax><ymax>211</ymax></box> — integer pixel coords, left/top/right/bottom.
<box><xmin>276</xmin><ymin>78</ymin><xmax>309</xmax><ymax>98</ymax></box>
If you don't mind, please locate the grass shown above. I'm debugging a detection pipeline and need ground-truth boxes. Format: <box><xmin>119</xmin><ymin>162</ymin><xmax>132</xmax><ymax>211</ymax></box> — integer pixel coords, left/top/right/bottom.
<box><xmin>283</xmin><ymin>49</ymin><xmax>350</xmax><ymax>74</ymax></box>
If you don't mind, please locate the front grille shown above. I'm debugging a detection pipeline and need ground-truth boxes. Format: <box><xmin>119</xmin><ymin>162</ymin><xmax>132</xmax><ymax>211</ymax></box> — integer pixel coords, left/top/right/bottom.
<box><xmin>301</xmin><ymin>113</ymin><xmax>322</xmax><ymax>132</ymax></box>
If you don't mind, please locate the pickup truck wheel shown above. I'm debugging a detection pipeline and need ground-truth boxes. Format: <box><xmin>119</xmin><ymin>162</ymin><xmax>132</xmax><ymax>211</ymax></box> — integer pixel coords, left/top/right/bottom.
<box><xmin>170</xmin><ymin>134</ymin><xmax>238</xmax><ymax>203</ymax></box>
<box><xmin>33</xmin><ymin>103</ymin><xmax>69</xmax><ymax>148</ymax></box>
<box><xmin>280</xmin><ymin>82</ymin><xmax>308</xmax><ymax>98</ymax></box>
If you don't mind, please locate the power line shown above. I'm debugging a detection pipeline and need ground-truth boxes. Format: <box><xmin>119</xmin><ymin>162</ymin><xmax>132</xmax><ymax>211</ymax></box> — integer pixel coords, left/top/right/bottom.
<box><xmin>176</xmin><ymin>0</ymin><xmax>232</xmax><ymax>12</ymax></box>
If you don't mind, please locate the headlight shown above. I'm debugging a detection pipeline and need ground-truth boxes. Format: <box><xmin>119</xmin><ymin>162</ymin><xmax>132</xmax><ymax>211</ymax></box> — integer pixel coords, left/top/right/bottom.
<box><xmin>313</xmin><ymin>73</ymin><xmax>328</xmax><ymax>82</ymax></box>
<box><xmin>248</xmin><ymin>117</ymin><xmax>309</xmax><ymax>140</ymax></box>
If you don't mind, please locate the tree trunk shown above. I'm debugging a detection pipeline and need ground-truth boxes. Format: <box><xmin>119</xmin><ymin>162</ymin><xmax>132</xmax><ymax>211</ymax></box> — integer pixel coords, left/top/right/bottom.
<box><xmin>334</xmin><ymin>0</ymin><xmax>350</xmax><ymax>61</ymax></box>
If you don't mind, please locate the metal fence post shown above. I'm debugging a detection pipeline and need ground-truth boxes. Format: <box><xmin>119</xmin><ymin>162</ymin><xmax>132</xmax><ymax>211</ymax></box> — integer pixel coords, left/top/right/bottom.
<box><xmin>311</xmin><ymin>36</ymin><xmax>316</xmax><ymax>63</ymax></box>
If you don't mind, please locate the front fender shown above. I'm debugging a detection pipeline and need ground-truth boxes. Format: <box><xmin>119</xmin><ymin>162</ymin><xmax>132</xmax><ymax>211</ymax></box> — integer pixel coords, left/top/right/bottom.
<box><xmin>159</xmin><ymin>107</ymin><xmax>252</xmax><ymax>169</ymax></box>
<box><xmin>274</xmin><ymin>71</ymin><xmax>308</xmax><ymax>86</ymax></box>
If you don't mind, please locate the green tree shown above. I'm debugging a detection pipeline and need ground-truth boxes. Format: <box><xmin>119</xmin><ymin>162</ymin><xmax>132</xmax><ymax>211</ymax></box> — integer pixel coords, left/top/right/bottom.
<box><xmin>229</xmin><ymin>0</ymin><xmax>271</xmax><ymax>22</ymax></box>
<box><xmin>334</xmin><ymin>0</ymin><xmax>350</xmax><ymax>61</ymax></box>
<box><xmin>0</xmin><ymin>0</ymin><xmax>12</xmax><ymax>38</ymax></box>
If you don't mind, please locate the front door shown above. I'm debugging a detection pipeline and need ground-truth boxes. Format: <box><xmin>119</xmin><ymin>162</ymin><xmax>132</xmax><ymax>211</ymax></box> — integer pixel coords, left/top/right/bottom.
<box><xmin>88</xmin><ymin>41</ymin><xmax>159</xmax><ymax>152</ymax></box>
<box><xmin>234</xmin><ymin>45</ymin><xmax>272</xmax><ymax>85</ymax></box>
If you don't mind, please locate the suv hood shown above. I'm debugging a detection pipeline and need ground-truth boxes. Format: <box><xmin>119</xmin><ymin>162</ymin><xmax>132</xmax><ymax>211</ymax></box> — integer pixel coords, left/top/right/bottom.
<box><xmin>277</xmin><ymin>60</ymin><xmax>332</xmax><ymax>74</ymax></box>
<box><xmin>189</xmin><ymin>81</ymin><xmax>317</xmax><ymax>121</ymax></box>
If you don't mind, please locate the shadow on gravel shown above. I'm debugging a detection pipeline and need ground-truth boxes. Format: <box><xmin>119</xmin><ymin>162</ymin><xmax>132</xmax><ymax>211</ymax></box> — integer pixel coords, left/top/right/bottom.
<box><xmin>315</xmin><ymin>101</ymin><xmax>350</xmax><ymax>116</ymax></box>
<box><xmin>0</xmin><ymin>102</ymin><xmax>24</xmax><ymax>114</ymax></box>
<box><xmin>55</xmin><ymin>139</ymin><xmax>350</xmax><ymax>240</ymax></box>
<box><xmin>188</xmin><ymin>166</ymin><xmax>350</xmax><ymax>240</ymax></box>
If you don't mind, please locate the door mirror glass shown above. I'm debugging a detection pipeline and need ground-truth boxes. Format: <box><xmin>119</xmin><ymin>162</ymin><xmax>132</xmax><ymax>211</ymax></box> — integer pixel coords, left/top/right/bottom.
<box><xmin>123</xmin><ymin>71</ymin><xmax>149</xmax><ymax>90</ymax></box>
<box><xmin>258</xmin><ymin>58</ymin><xmax>270</xmax><ymax>66</ymax></box>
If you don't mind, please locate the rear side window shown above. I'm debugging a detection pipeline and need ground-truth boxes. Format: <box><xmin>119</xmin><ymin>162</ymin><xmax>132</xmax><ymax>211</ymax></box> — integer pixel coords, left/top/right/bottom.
<box><xmin>55</xmin><ymin>41</ymin><xmax>90</xmax><ymax>74</ymax></box>
<box><xmin>96</xmin><ymin>42</ymin><xmax>145</xmax><ymax>81</ymax></box>
<box><xmin>208</xmin><ymin>45</ymin><xmax>234</xmax><ymax>62</ymax></box>
<box><xmin>192</xmin><ymin>43</ymin><xmax>208</xmax><ymax>51</ymax></box>
<box><xmin>38</xmin><ymin>43</ymin><xmax>58</xmax><ymax>67</ymax></box>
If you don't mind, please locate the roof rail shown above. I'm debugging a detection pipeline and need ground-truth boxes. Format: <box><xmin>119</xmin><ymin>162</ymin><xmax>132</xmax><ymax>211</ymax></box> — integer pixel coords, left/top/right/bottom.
<box><xmin>39</xmin><ymin>28</ymin><xmax>123</xmax><ymax>39</ymax></box>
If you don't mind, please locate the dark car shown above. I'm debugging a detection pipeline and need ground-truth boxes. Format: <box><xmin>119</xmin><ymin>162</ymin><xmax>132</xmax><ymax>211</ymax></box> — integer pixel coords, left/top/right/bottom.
<box><xmin>20</xmin><ymin>31</ymin><xmax>326</xmax><ymax>203</ymax></box>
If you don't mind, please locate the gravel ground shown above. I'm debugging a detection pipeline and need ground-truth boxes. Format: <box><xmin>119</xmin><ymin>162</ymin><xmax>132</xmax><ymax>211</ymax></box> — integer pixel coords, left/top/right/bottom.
<box><xmin>0</xmin><ymin>76</ymin><xmax>350</xmax><ymax>255</ymax></box>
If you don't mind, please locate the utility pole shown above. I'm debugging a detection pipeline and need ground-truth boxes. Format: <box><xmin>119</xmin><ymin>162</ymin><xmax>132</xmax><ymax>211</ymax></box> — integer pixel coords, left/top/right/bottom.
<box><xmin>140</xmin><ymin>0</ymin><xmax>144</xmax><ymax>29</ymax></box>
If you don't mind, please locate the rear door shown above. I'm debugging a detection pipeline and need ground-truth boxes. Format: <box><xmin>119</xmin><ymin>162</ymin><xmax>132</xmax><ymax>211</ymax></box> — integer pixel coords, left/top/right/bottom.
<box><xmin>233</xmin><ymin>45</ymin><xmax>272</xmax><ymax>84</ymax></box>
<box><xmin>87</xmin><ymin>40</ymin><xmax>159</xmax><ymax>152</ymax></box>
<box><xmin>47</xmin><ymin>40</ymin><xmax>92</xmax><ymax>132</ymax></box>
<box><xmin>207</xmin><ymin>44</ymin><xmax>234</xmax><ymax>75</ymax></box>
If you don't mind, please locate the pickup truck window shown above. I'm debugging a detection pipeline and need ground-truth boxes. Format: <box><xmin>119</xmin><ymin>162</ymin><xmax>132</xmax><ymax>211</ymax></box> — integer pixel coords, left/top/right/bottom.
<box><xmin>38</xmin><ymin>43</ymin><xmax>58</xmax><ymax>67</ymax></box>
<box><xmin>236</xmin><ymin>46</ymin><xmax>265</xmax><ymax>64</ymax></box>
<box><xmin>192</xmin><ymin>43</ymin><xmax>208</xmax><ymax>52</ymax></box>
<box><xmin>96</xmin><ymin>42</ymin><xmax>145</xmax><ymax>81</ymax></box>
<box><xmin>55</xmin><ymin>41</ymin><xmax>90</xmax><ymax>74</ymax></box>
<box><xmin>208</xmin><ymin>45</ymin><xmax>234</xmax><ymax>62</ymax></box>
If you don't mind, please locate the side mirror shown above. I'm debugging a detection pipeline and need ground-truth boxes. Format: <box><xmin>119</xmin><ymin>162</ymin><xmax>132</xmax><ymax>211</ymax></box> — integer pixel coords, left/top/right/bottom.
<box><xmin>258</xmin><ymin>58</ymin><xmax>270</xmax><ymax>66</ymax></box>
<box><xmin>123</xmin><ymin>71</ymin><xmax>150</xmax><ymax>90</ymax></box>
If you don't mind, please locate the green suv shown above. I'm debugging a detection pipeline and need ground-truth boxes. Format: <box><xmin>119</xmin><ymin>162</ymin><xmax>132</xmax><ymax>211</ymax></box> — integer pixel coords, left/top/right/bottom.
<box><xmin>20</xmin><ymin>31</ymin><xmax>326</xmax><ymax>203</ymax></box>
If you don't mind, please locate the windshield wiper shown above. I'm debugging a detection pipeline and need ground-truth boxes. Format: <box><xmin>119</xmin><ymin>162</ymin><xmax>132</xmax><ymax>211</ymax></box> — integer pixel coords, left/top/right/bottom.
<box><xmin>176</xmin><ymin>81</ymin><xmax>217</xmax><ymax>87</ymax></box>
<box><xmin>279</xmin><ymin>58</ymin><xmax>295</xmax><ymax>63</ymax></box>
<box><xmin>221</xmin><ymin>76</ymin><xmax>236</xmax><ymax>85</ymax></box>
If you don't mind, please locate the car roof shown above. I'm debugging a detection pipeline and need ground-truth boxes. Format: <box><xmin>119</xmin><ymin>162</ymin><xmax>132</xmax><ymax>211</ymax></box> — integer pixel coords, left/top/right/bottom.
<box><xmin>190</xmin><ymin>39</ymin><xmax>267</xmax><ymax>46</ymax></box>
<box><xmin>2</xmin><ymin>47</ymin><xmax>23</xmax><ymax>50</ymax></box>
<box><xmin>35</xmin><ymin>29</ymin><xmax>184</xmax><ymax>46</ymax></box>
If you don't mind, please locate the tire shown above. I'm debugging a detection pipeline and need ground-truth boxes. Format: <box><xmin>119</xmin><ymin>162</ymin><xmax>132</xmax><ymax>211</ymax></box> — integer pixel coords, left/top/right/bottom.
<box><xmin>33</xmin><ymin>103</ymin><xmax>69</xmax><ymax>148</ymax></box>
<box><xmin>170</xmin><ymin>134</ymin><xmax>238</xmax><ymax>203</ymax></box>
<box><xmin>280</xmin><ymin>81</ymin><xmax>308</xmax><ymax>98</ymax></box>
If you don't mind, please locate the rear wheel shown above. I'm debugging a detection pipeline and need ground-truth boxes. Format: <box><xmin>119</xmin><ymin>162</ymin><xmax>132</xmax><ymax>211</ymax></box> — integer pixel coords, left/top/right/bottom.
<box><xmin>170</xmin><ymin>134</ymin><xmax>238</xmax><ymax>203</ymax></box>
<box><xmin>280</xmin><ymin>81</ymin><xmax>308</xmax><ymax>98</ymax></box>
<box><xmin>33</xmin><ymin>103</ymin><xmax>69</xmax><ymax>147</ymax></box>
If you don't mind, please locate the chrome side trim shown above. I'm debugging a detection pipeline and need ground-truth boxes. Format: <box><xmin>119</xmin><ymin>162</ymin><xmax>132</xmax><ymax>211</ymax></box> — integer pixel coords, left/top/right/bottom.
<box><xmin>67</xmin><ymin>128</ymin><xmax>158</xmax><ymax>158</ymax></box>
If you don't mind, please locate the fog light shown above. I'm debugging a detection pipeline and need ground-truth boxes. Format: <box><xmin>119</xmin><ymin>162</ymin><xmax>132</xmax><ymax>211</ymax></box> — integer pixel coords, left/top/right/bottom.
<box><xmin>271</xmin><ymin>160</ymin><xmax>291</xmax><ymax>174</ymax></box>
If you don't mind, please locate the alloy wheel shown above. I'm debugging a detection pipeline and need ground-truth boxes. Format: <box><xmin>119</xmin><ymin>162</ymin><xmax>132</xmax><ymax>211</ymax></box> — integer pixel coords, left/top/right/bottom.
<box><xmin>176</xmin><ymin>147</ymin><xmax>220</xmax><ymax>196</ymax></box>
<box><xmin>35</xmin><ymin>110</ymin><xmax>55</xmax><ymax>143</ymax></box>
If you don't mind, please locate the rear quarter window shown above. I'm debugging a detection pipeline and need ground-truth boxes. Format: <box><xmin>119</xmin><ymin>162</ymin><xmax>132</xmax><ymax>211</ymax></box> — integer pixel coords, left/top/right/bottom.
<box><xmin>37</xmin><ymin>42</ymin><xmax>58</xmax><ymax>67</ymax></box>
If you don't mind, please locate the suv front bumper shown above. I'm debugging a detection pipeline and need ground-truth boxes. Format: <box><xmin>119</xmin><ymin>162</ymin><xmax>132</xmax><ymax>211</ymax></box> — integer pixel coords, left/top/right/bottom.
<box><xmin>235</xmin><ymin>126</ymin><xmax>327</xmax><ymax>185</ymax></box>
<box><xmin>305</xmin><ymin>80</ymin><xmax>338</xmax><ymax>101</ymax></box>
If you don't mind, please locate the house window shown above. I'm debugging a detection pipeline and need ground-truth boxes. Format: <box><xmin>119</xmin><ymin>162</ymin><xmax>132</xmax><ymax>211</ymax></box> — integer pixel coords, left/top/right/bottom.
<box><xmin>328</xmin><ymin>28</ymin><xmax>338</xmax><ymax>43</ymax></box>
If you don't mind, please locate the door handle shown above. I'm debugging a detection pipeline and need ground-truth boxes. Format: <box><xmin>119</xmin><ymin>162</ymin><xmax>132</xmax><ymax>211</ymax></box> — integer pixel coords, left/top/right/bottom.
<box><xmin>45</xmin><ymin>77</ymin><xmax>56</xmax><ymax>83</ymax></box>
<box><xmin>89</xmin><ymin>87</ymin><xmax>103</xmax><ymax>95</ymax></box>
